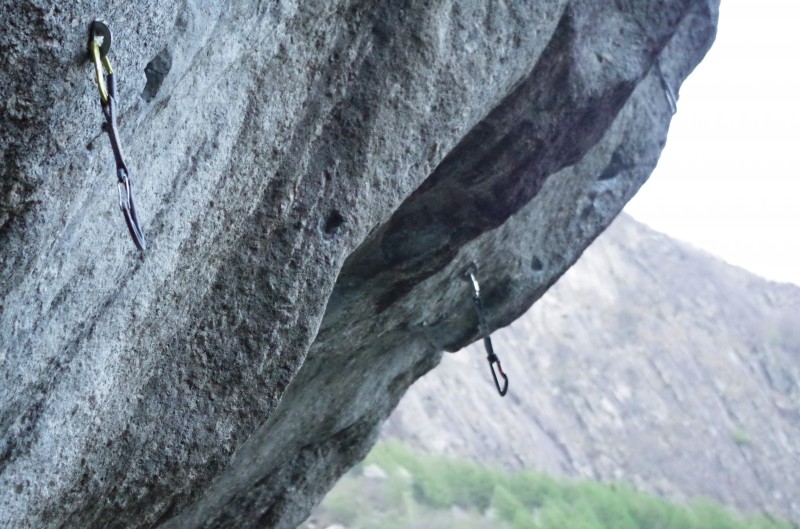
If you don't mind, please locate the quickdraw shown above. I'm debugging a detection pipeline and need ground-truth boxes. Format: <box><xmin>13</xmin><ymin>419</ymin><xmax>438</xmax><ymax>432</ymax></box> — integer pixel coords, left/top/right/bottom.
<box><xmin>88</xmin><ymin>20</ymin><xmax>146</xmax><ymax>252</ymax></box>
<box><xmin>656</xmin><ymin>59</ymin><xmax>678</xmax><ymax>115</ymax></box>
<box><xmin>466</xmin><ymin>263</ymin><xmax>509</xmax><ymax>397</ymax></box>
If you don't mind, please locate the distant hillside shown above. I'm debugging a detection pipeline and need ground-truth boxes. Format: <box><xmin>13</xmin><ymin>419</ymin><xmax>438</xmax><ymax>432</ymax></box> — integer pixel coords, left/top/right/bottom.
<box><xmin>304</xmin><ymin>442</ymin><xmax>793</xmax><ymax>529</ymax></box>
<box><xmin>381</xmin><ymin>213</ymin><xmax>800</xmax><ymax>522</ymax></box>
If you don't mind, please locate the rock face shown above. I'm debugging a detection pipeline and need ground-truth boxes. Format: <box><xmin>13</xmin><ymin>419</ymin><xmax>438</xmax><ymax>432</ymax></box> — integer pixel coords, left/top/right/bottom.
<box><xmin>0</xmin><ymin>1</ymin><xmax>718</xmax><ymax>528</ymax></box>
<box><xmin>382</xmin><ymin>213</ymin><xmax>800</xmax><ymax>523</ymax></box>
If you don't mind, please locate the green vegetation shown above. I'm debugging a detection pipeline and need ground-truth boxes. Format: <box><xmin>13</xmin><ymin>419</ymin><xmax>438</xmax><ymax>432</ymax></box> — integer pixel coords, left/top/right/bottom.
<box><xmin>305</xmin><ymin>441</ymin><xmax>795</xmax><ymax>529</ymax></box>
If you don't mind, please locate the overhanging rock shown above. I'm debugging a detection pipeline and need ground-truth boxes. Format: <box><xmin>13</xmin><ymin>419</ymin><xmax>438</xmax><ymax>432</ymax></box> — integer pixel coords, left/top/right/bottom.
<box><xmin>0</xmin><ymin>1</ymin><xmax>718</xmax><ymax>528</ymax></box>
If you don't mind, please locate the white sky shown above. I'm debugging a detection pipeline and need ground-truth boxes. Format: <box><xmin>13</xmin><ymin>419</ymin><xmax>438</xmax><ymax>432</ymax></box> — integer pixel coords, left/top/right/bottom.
<box><xmin>624</xmin><ymin>0</ymin><xmax>800</xmax><ymax>286</ymax></box>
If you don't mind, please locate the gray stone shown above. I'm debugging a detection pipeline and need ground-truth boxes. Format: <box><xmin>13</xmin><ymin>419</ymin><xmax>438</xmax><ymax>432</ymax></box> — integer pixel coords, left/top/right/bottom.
<box><xmin>0</xmin><ymin>1</ymin><xmax>718</xmax><ymax>528</ymax></box>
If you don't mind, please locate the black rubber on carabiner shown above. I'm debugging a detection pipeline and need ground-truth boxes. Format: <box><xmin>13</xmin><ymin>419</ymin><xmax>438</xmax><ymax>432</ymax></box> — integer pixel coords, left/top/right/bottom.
<box><xmin>483</xmin><ymin>337</ymin><xmax>509</xmax><ymax>396</ymax></box>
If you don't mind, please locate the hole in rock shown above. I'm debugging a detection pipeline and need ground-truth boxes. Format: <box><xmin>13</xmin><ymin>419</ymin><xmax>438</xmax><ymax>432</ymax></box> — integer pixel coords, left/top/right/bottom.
<box><xmin>323</xmin><ymin>210</ymin><xmax>345</xmax><ymax>236</ymax></box>
<box><xmin>141</xmin><ymin>48</ymin><xmax>173</xmax><ymax>103</ymax></box>
<box><xmin>598</xmin><ymin>150</ymin><xmax>625</xmax><ymax>181</ymax></box>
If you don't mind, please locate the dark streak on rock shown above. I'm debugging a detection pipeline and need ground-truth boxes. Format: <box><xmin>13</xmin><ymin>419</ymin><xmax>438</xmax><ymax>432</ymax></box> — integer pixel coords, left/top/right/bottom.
<box><xmin>333</xmin><ymin>2</ymin><xmax>683</xmax><ymax>318</ymax></box>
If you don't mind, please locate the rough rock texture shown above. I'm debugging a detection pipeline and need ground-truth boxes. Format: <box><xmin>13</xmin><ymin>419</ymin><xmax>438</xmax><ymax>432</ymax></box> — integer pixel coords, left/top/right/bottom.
<box><xmin>0</xmin><ymin>1</ymin><xmax>717</xmax><ymax>528</ymax></box>
<box><xmin>382</xmin><ymin>213</ymin><xmax>800</xmax><ymax>523</ymax></box>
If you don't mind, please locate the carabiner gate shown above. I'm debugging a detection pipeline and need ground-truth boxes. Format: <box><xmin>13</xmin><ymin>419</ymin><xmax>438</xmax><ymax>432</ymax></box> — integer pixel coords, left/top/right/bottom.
<box><xmin>117</xmin><ymin>176</ymin><xmax>146</xmax><ymax>252</ymax></box>
<box><xmin>483</xmin><ymin>336</ymin><xmax>509</xmax><ymax>396</ymax></box>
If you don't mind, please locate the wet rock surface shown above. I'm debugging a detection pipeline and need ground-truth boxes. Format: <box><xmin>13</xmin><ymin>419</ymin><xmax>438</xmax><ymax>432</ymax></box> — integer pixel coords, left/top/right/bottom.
<box><xmin>1</xmin><ymin>1</ymin><xmax>717</xmax><ymax>527</ymax></box>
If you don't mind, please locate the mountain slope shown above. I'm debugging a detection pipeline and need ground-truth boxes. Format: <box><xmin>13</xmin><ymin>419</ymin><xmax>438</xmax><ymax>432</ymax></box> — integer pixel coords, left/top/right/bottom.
<box><xmin>382</xmin><ymin>213</ymin><xmax>800</xmax><ymax>522</ymax></box>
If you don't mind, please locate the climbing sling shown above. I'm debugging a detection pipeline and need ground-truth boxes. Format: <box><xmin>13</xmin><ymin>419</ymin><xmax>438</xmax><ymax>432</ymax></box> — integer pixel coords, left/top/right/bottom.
<box><xmin>656</xmin><ymin>59</ymin><xmax>677</xmax><ymax>115</ymax></box>
<box><xmin>88</xmin><ymin>20</ymin><xmax>146</xmax><ymax>251</ymax></box>
<box><xmin>466</xmin><ymin>264</ymin><xmax>509</xmax><ymax>396</ymax></box>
